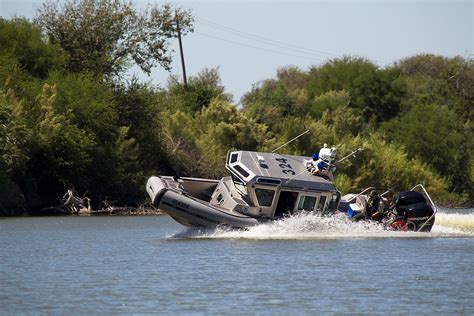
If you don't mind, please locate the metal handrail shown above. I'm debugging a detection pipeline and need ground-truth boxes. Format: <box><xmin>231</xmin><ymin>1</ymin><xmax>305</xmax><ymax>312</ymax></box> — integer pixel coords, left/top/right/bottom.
<box><xmin>410</xmin><ymin>184</ymin><xmax>438</xmax><ymax>232</ymax></box>
<box><xmin>347</xmin><ymin>184</ymin><xmax>437</xmax><ymax>232</ymax></box>
<box><xmin>346</xmin><ymin>187</ymin><xmax>393</xmax><ymax>203</ymax></box>
<box><xmin>346</xmin><ymin>187</ymin><xmax>376</xmax><ymax>203</ymax></box>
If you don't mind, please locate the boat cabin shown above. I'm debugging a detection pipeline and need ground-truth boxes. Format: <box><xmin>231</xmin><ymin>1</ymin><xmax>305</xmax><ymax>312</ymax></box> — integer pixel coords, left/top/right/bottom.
<box><xmin>218</xmin><ymin>150</ymin><xmax>340</xmax><ymax>218</ymax></box>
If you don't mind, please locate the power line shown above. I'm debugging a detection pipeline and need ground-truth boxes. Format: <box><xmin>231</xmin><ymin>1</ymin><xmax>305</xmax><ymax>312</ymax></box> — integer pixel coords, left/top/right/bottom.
<box><xmin>195</xmin><ymin>17</ymin><xmax>390</xmax><ymax>66</ymax></box>
<box><xmin>194</xmin><ymin>31</ymin><xmax>326</xmax><ymax>62</ymax></box>
<box><xmin>195</xmin><ymin>17</ymin><xmax>338</xmax><ymax>59</ymax></box>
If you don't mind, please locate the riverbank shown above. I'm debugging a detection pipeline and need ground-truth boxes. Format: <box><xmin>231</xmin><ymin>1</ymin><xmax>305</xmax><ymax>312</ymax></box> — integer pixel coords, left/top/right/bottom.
<box><xmin>0</xmin><ymin>206</ymin><xmax>162</xmax><ymax>217</ymax></box>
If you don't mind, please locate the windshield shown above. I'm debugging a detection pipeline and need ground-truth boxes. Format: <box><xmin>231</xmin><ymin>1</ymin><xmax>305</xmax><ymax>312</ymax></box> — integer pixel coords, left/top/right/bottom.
<box><xmin>255</xmin><ymin>188</ymin><xmax>275</xmax><ymax>207</ymax></box>
<box><xmin>231</xmin><ymin>174</ymin><xmax>248</xmax><ymax>195</ymax></box>
<box><xmin>297</xmin><ymin>195</ymin><xmax>317</xmax><ymax>211</ymax></box>
<box><xmin>328</xmin><ymin>192</ymin><xmax>341</xmax><ymax>212</ymax></box>
<box><xmin>317</xmin><ymin>195</ymin><xmax>327</xmax><ymax>212</ymax></box>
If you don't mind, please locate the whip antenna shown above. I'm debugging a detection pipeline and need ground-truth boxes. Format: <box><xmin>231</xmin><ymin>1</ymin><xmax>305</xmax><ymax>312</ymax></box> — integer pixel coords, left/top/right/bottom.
<box><xmin>336</xmin><ymin>148</ymin><xmax>362</xmax><ymax>163</ymax></box>
<box><xmin>271</xmin><ymin>129</ymin><xmax>310</xmax><ymax>153</ymax></box>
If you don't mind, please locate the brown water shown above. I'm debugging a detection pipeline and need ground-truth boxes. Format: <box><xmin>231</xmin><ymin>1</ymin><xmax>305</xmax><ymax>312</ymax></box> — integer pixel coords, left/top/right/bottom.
<box><xmin>1</xmin><ymin>210</ymin><xmax>473</xmax><ymax>314</ymax></box>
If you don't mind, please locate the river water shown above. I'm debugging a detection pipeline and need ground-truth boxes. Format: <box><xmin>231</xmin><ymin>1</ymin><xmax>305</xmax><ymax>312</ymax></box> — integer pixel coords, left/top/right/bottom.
<box><xmin>1</xmin><ymin>209</ymin><xmax>473</xmax><ymax>315</ymax></box>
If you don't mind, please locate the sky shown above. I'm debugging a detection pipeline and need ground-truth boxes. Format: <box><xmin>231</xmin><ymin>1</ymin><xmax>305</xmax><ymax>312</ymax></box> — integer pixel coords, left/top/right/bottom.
<box><xmin>1</xmin><ymin>0</ymin><xmax>472</xmax><ymax>103</ymax></box>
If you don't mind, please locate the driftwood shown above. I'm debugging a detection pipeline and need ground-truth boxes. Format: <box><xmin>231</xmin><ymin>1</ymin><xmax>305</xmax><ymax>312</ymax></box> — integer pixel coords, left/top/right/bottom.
<box><xmin>58</xmin><ymin>190</ymin><xmax>162</xmax><ymax>215</ymax></box>
<box><xmin>62</xmin><ymin>189</ymin><xmax>91</xmax><ymax>215</ymax></box>
<box><xmin>34</xmin><ymin>190</ymin><xmax>162</xmax><ymax>216</ymax></box>
<box><xmin>96</xmin><ymin>200</ymin><xmax>162</xmax><ymax>215</ymax></box>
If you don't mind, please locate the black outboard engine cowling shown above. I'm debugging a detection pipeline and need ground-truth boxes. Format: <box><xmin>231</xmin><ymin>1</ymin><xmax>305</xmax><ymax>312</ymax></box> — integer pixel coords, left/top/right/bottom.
<box><xmin>395</xmin><ymin>191</ymin><xmax>426</xmax><ymax>216</ymax></box>
<box><xmin>391</xmin><ymin>191</ymin><xmax>435</xmax><ymax>232</ymax></box>
<box><xmin>403</xmin><ymin>202</ymin><xmax>435</xmax><ymax>232</ymax></box>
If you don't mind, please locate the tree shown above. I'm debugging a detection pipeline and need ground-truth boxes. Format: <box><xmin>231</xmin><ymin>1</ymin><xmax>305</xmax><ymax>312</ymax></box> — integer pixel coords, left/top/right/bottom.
<box><xmin>28</xmin><ymin>84</ymin><xmax>97</xmax><ymax>202</ymax></box>
<box><xmin>45</xmin><ymin>71</ymin><xmax>118</xmax><ymax>143</ymax></box>
<box><xmin>306</xmin><ymin>56</ymin><xmax>405</xmax><ymax>123</ymax></box>
<box><xmin>381</xmin><ymin>103</ymin><xmax>470</xmax><ymax>194</ymax></box>
<box><xmin>396</xmin><ymin>54</ymin><xmax>473</xmax><ymax>121</ymax></box>
<box><xmin>114</xmin><ymin>80</ymin><xmax>166</xmax><ymax>173</ymax></box>
<box><xmin>241</xmin><ymin>79</ymin><xmax>295</xmax><ymax>128</ymax></box>
<box><xmin>194</xmin><ymin>98</ymin><xmax>268</xmax><ymax>177</ymax></box>
<box><xmin>320</xmin><ymin>104</ymin><xmax>364</xmax><ymax>138</ymax></box>
<box><xmin>167</xmin><ymin>67</ymin><xmax>232</xmax><ymax>113</ymax></box>
<box><xmin>0</xmin><ymin>18</ymin><xmax>67</xmax><ymax>107</ymax></box>
<box><xmin>35</xmin><ymin>0</ymin><xmax>193</xmax><ymax>77</ymax></box>
<box><xmin>276</xmin><ymin>66</ymin><xmax>309</xmax><ymax>90</ymax></box>
<box><xmin>0</xmin><ymin>89</ymin><xmax>30</xmax><ymax>184</ymax></box>
<box><xmin>0</xmin><ymin>18</ymin><xmax>67</xmax><ymax>79</ymax></box>
<box><xmin>310</xmin><ymin>90</ymin><xmax>350</xmax><ymax>118</ymax></box>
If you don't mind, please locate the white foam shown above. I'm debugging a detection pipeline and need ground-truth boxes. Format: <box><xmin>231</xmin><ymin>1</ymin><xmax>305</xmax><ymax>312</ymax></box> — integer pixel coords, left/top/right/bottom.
<box><xmin>170</xmin><ymin>211</ymin><xmax>474</xmax><ymax>240</ymax></box>
<box><xmin>432</xmin><ymin>211</ymin><xmax>474</xmax><ymax>233</ymax></box>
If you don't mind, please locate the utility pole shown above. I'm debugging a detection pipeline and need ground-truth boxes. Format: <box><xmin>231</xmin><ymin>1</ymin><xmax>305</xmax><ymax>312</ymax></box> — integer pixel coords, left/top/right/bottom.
<box><xmin>176</xmin><ymin>17</ymin><xmax>188</xmax><ymax>90</ymax></box>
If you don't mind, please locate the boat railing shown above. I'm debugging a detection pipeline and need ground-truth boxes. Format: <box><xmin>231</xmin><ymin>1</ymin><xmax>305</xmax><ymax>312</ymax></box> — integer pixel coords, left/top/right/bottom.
<box><xmin>346</xmin><ymin>187</ymin><xmax>393</xmax><ymax>204</ymax></box>
<box><xmin>410</xmin><ymin>184</ymin><xmax>438</xmax><ymax>232</ymax></box>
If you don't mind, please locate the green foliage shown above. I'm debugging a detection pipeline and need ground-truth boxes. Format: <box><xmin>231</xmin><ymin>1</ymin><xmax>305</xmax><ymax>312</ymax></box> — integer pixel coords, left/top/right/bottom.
<box><xmin>307</xmin><ymin>57</ymin><xmax>405</xmax><ymax>123</ymax></box>
<box><xmin>160</xmin><ymin>109</ymin><xmax>198</xmax><ymax>175</ymax></box>
<box><xmin>241</xmin><ymin>79</ymin><xmax>312</xmax><ymax>142</ymax></box>
<box><xmin>35</xmin><ymin>0</ymin><xmax>193</xmax><ymax>77</ymax></box>
<box><xmin>276</xmin><ymin>66</ymin><xmax>309</xmax><ymax>90</ymax></box>
<box><xmin>167</xmin><ymin>68</ymin><xmax>232</xmax><ymax>113</ymax></box>
<box><xmin>26</xmin><ymin>84</ymin><xmax>97</xmax><ymax>202</ymax></box>
<box><xmin>332</xmin><ymin>135</ymin><xmax>452</xmax><ymax>202</ymax></box>
<box><xmin>161</xmin><ymin>98</ymin><xmax>269</xmax><ymax>178</ymax></box>
<box><xmin>320</xmin><ymin>105</ymin><xmax>364</xmax><ymax>139</ymax></box>
<box><xmin>333</xmin><ymin>173</ymin><xmax>352</xmax><ymax>195</ymax></box>
<box><xmin>310</xmin><ymin>90</ymin><xmax>350</xmax><ymax>118</ymax></box>
<box><xmin>400</xmin><ymin>74</ymin><xmax>455</xmax><ymax>112</ymax></box>
<box><xmin>46</xmin><ymin>71</ymin><xmax>118</xmax><ymax>143</ymax></box>
<box><xmin>382</xmin><ymin>103</ymin><xmax>471</xmax><ymax>194</ymax></box>
<box><xmin>110</xmin><ymin>126</ymin><xmax>143</xmax><ymax>201</ymax></box>
<box><xmin>0</xmin><ymin>91</ymin><xmax>26</xmax><ymax>169</ymax></box>
<box><xmin>0</xmin><ymin>16</ymin><xmax>471</xmax><ymax>210</ymax></box>
<box><xmin>0</xmin><ymin>18</ymin><xmax>63</xmax><ymax>105</ymax></box>
<box><xmin>114</xmin><ymin>80</ymin><xmax>166</xmax><ymax>173</ymax></box>
<box><xmin>195</xmin><ymin>99</ymin><xmax>267</xmax><ymax>176</ymax></box>
<box><xmin>0</xmin><ymin>17</ymin><xmax>67</xmax><ymax>78</ymax></box>
<box><xmin>396</xmin><ymin>54</ymin><xmax>474</xmax><ymax>120</ymax></box>
<box><xmin>355</xmin><ymin>136</ymin><xmax>447</xmax><ymax>193</ymax></box>
<box><xmin>243</xmin><ymin>80</ymin><xmax>294</xmax><ymax>120</ymax></box>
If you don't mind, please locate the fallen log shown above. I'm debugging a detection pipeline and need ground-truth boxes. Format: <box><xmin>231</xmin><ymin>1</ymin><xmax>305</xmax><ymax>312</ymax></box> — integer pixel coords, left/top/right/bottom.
<box><xmin>34</xmin><ymin>190</ymin><xmax>162</xmax><ymax>216</ymax></box>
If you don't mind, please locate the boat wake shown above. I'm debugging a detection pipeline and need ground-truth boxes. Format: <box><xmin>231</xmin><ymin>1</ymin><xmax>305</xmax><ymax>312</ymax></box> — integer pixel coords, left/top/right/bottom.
<box><xmin>432</xmin><ymin>210</ymin><xmax>474</xmax><ymax>234</ymax></box>
<box><xmin>170</xmin><ymin>210</ymin><xmax>474</xmax><ymax>240</ymax></box>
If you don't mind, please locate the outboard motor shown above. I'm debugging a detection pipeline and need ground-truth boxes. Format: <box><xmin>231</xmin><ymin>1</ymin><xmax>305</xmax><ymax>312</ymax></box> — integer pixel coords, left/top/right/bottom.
<box><xmin>395</xmin><ymin>191</ymin><xmax>426</xmax><ymax>215</ymax></box>
<box><xmin>403</xmin><ymin>202</ymin><xmax>435</xmax><ymax>232</ymax></box>
<box><xmin>392</xmin><ymin>191</ymin><xmax>434</xmax><ymax>232</ymax></box>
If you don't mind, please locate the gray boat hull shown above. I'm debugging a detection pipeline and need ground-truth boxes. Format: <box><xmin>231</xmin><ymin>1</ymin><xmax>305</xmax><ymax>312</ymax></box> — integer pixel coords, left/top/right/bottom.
<box><xmin>146</xmin><ymin>176</ymin><xmax>259</xmax><ymax>228</ymax></box>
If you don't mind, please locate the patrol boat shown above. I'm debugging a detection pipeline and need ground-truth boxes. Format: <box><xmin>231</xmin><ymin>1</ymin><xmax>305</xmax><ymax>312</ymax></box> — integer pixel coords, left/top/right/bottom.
<box><xmin>146</xmin><ymin>147</ymin><xmax>341</xmax><ymax>229</ymax></box>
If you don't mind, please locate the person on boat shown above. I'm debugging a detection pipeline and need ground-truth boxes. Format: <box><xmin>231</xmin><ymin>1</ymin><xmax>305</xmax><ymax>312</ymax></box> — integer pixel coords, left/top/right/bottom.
<box><xmin>306</xmin><ymin>152</ymin><xmax>319</xmax><ymax>173</ymax></box>
<box><xmin>310</xmin><ymin>146</ymin><xmax>337</xmax><ymax>176</ymax></box>
<box><xmin>312</xmin><ymin>159</ymin><xmax>329</xmax><ymax>175</ymax></box>
<box><xmin>365</xmin><ymin>190</ymin><xmax>383</xmax><ymax>220</ymax></box>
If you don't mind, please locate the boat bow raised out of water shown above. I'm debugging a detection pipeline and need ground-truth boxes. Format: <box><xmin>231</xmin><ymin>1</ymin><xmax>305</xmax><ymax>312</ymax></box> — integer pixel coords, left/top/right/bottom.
<box><xmin>147</xmin><ymin>150</ymin><xmax>340</xmax><ymax>228</ymax></box>
<box><xmin>146</xmin><ymin>148</ymin><xmax>437</xmax><ymax>232</ymax></box>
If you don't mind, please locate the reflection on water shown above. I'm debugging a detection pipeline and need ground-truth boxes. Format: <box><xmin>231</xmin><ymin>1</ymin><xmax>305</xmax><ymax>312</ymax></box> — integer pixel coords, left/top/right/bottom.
<box><xmin>1</xmin><ymin>210</ymin><xmax>473</xmax><ymax>314</ymax></box>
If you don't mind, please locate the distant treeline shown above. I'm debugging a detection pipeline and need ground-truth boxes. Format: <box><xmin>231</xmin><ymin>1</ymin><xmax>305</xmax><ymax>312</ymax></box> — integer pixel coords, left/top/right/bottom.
<box><xmin>0</xmin><ymin>1</ymin><xmax>472</xmax><ymax>214</ymax></box>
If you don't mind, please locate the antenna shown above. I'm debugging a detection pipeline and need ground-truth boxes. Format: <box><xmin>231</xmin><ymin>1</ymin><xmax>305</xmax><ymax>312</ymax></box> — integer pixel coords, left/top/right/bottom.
<box><xmin>336</xmin><ymin>148</ymin><xmax>362</xmax><ymax>163</ymax></box>
<box><xmin>271</xmin><ymin>129</ymin><xmax>310</xmax><ymax>153</ymax></box>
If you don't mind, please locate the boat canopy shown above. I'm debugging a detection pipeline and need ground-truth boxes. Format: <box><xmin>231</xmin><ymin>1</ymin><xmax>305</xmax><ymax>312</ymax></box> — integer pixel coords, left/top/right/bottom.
<box><xmin>226</xmin><ymin>150</ymin><xmax>336</xmax><ymax>192</ymax></box>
